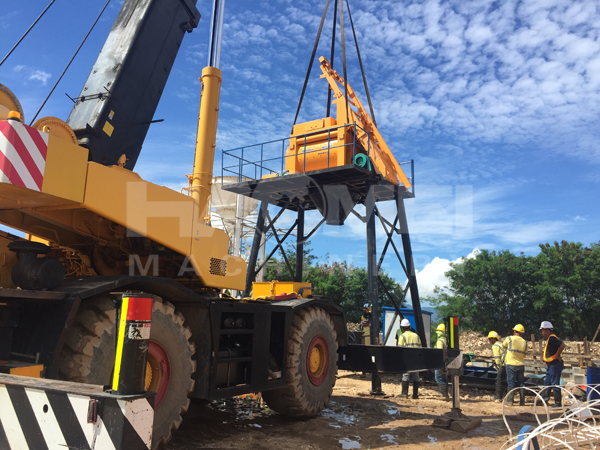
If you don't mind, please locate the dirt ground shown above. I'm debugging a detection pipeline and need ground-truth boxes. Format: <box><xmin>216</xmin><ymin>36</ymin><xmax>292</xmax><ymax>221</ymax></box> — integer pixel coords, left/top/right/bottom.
<box><xmin>165</xmin><ymin>371</ymin><xmax>545</xmax><ymax>450</ymax></box>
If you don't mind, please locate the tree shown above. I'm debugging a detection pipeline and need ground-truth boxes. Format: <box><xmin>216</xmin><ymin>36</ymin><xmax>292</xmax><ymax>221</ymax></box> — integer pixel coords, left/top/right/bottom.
<box><xmin>430</xmin><ymin>249</ymin><xmax>541</xmax><ymax>335</ymax></box>
<box><xmin>535</xmin><ymin>241</ymin><xmax>600</xmax><ymax>337</ymax></box>
<box><xmin>430</xmin><ymin>242</ymin><xmax>600</xmax><ymax>338</ymax></box>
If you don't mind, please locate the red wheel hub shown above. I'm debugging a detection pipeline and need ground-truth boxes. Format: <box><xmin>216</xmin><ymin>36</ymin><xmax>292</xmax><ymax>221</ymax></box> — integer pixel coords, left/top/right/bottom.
<box><xmin>147</xmin><ymin>340</ymin><xmax>171</xmax><ymax>407</ymax></box>
<box><xmin>307</xmin><ymin>336</ymin><xmax>329</xmax><ymax>386</ymax></box>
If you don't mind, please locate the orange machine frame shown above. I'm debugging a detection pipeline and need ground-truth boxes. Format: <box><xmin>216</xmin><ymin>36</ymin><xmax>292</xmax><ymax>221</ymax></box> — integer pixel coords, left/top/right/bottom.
<box><xmin>284</xmin><ymin>57</ymin><xmax>411</xmax><ymax>189</ymax></box>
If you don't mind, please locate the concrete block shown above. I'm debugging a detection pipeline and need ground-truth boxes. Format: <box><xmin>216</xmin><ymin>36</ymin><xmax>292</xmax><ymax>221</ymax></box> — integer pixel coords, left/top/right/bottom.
<box><xmin>432</xmin><ymin>417</ymin><xmax>452</xmax><ymax>428</ymax></box>
<box><xmin>450</xmin><ymin>418</ymin><xmax>482</xmax><ymax>433</ymax></box>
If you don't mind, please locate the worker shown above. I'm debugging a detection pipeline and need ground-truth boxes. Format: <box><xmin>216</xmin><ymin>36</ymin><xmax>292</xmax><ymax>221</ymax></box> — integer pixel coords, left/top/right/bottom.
<box><xmin>394</xmin><ymin>316</ymin><xmax>407</xmax><ymax>345</ymax></box>
<box><xmin>434</xmin><ymin>323</ymin><xmax>449</xmax><ymax>400</ymax></box>
<box><xmin>359</xmin><ymin>304</ymin><xmax>371</xmax><ymax>378</ymax></box>
<box><xmin>539</xmin><ymin>321</ymin><xmax>565</xmax><ymax>407</ymax></box>
<box><xmin>397</xmin><ymin>318</ymin><xmax>421</xmax><ymax>399</ymax></box>
<box><xmin>503</xmin><ymin>324</ymin><xmax>528</xmax><ymax>406</ymax></box>
<box><xmin>360</xmin><ymin>304</ymin><xmax>371</xmax><ymax>345</ymax></box>
<box><xmin>488</xmin><ymin>331</ymin><xmax>507</xmax><ymax>402</ymax></box>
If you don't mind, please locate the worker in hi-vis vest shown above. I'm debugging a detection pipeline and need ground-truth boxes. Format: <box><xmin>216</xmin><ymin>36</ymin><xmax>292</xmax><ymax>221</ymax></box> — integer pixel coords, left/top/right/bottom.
<box><xmin>539</xmin><ymin>321</ymin><xmax>565</xmax><ymax>407</ymax></box>
<box><xmin>502</xmin><ymin>324</ymin><xmax>528</xmax><ymax>406</ymax></box>
<box><xmin>434</xmin><ymin>323</ymin><xmax>450</xmax><ymax>400</ymax></box>
<box><xmin>397</xmin><ymin>318</ymin><xmax>421</xmax><ymax>399</ymax></box>
<box><xmin>488</xmin><ymin>331</ymin><xmax>507</xmax><ymax>402</ymax></box>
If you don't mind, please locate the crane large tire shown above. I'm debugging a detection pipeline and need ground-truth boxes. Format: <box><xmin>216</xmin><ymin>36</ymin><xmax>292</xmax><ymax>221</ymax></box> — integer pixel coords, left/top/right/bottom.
<box><xmin>262</xmin><ymin>306</ymin><xmax>338</xmax><ymax>417</ymax></box>
<box><xmin>58</xmin><ymin>295</ymin><xmax>196</xmax><ymax>449</ymax></box>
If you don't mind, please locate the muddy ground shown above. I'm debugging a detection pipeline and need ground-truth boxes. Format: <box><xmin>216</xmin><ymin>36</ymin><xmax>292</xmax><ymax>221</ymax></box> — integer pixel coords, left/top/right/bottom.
<box><xmin>165</xmin><ymin>371</ymin><xmax>546</xmax><ymax>450</ymax></box>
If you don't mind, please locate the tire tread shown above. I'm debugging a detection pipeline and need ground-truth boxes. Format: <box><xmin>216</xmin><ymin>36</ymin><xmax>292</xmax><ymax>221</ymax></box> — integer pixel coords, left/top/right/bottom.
<box><xmin>58</xmin><ymin>295</ymin><xmax>195</xmax><ymax>449</ymax></box>
<box><xmin>263</xmin><ymin>306</ymin><xmax>338</xmax><ymax>417</ymax></box>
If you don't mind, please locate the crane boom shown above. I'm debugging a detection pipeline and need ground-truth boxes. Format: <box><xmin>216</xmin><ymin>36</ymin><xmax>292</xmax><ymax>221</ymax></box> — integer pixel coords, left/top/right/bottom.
<box><xmin>66</xmin><ymin>0</ymin><xmax>200</xmax><ymax>170</ymax></box>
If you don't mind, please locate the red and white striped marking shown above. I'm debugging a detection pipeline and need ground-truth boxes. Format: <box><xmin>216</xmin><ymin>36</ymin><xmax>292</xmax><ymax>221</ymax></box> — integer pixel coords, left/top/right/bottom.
<box><xmin>0</xmin><ymin>120</ymin><xmax>48</xmax><ymax>191</ymax></box>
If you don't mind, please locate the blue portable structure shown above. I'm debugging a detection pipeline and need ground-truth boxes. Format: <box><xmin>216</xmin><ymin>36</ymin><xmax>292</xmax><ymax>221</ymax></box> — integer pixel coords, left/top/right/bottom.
<box><xmin>382</xmin><ymin>307</ymin><xmax>433</xmax><ymax>347</ymax></box>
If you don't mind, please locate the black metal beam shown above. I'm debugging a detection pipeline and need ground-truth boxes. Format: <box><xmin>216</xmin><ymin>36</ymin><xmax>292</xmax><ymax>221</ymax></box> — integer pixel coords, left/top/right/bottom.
<box><xmin>351</xmin><ymin>208</ymin><xmax>365</xmax><ymax>223</ymax></box>
<box><xmin>254</xmin><ymin>219</ymin><xmax>296</xmax><ymax>277</ymax></box>
<box><xmin>376</xmin><ymin>212</ymin><xmax>399</xmax><ymax>273</ymax></box>
<box><xmin>396</xmin><ymin>197</ymin><xmax>426</xmax><ymax>347</ymax></box>
<box><xmin>266</xmin><ymin>211</ymin><xmax>295</xmax><ymax>280</ymax></box>
<box><xmin>375</xmin><ymin>206</ymin><xmax>409</xmax><ymax>278</ymax></box>
<box><xmin>377</xmin><ymin>277</ymin><xmax>405</xmax><ymax>345</ymax></box>
<box><xmin>245</xmin><ymin>201</ymin><xmax>267</xmax><ymax>296</ymax></box>
<box><xmin>338</xmin><ymin>345</ymin><xmax>460</xmax><ymax>374</ymax></box>
<box><xmin>377</xmin><ymin>276</ymin><xmax>405</xmax><ymax>319</ymax></box>
<box><xmin>304</xmin><ymin>217</ymin><xmax>325</xmax><ymax>241</ymax></box>
<box><xmin>295</xmin><ymin>206</ymin><xmax>304</xmax><ymax>282</ymax></box>
<box><xmin>365</xmin><ymin>180</ymin><xmax>382</xmax><ymax>394</ymax></box>
<box><xmin>377</xmin><ymin>211</ymin><xmax>401</xmax><ymax>234</ymax></box>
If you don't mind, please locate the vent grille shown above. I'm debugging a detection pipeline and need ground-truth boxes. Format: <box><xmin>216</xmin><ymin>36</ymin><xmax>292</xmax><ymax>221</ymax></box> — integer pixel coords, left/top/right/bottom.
<box><xmin>210</xmin><ymin>258</ymin><xmax>227</xmax><ymax>276</ymax></box>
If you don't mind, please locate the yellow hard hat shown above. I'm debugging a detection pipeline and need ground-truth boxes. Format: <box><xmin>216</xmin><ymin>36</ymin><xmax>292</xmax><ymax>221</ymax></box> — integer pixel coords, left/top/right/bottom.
<box><xmin>436</xmin><ymin>323</ymin><xmax>446</xmax><ymax>332</ymax></box>
<box><xmin>513</xmin><ymin>324</ymin><xmax>525</xmax><ymax>334</ymax></box>
<box><xmin>488</xmin><ymin>331</ymin><xmax>500</xmax><ymax>339</ymax></box>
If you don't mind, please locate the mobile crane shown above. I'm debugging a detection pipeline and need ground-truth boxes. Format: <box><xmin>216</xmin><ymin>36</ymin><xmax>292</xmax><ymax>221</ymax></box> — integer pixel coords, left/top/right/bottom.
<box><xmin>0</xmin><ymin>0</ymin><xmax>459</xmax><ymax>448</ymax></box>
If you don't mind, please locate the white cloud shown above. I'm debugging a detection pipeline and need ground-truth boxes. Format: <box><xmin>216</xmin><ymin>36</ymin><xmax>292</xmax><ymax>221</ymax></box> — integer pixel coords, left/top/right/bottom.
<box><xmin>416</xmin><ymin>248</ymin><xmax>480</xmax><ymax>297</ymax></box>
<box><xmin>348</xmin><ymin>0</ymin><xmax>600</xmax><ymax>163</ymax></box>
<box><xmin>28</xmin><ymin>70</ymin><xmax>51</xmax><ymax>85</ymax></box>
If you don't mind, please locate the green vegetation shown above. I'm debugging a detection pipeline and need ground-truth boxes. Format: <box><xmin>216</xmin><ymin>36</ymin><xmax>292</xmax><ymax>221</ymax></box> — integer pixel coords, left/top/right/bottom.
<box><xmin>263</xmin><ymin>243</ymin><xmax>405</xmax><ymax>323</ymax></box>
<box><xmin>427</xmin><ymin>241</ymin><xmax>600</xmax><ymax>338</ymax></box>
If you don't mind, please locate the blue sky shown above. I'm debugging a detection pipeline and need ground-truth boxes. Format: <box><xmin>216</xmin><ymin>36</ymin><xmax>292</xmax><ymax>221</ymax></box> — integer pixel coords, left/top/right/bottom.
<box><xmin>1</xmin><ymin>0</ymin><xmax>599</xmax><ymax>298</ymax></box>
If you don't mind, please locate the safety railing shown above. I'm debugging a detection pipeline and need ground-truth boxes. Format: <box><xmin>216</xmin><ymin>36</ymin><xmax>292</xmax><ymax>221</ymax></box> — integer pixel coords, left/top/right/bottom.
<box><xmin>220</xmin><ymin>123</ymin><xmax>414</xmax><ymax>195</ymax></box>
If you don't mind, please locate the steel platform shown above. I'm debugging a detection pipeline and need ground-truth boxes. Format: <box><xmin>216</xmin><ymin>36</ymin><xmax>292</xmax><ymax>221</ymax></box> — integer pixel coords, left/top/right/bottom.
<box><xmin>221</xmin><ymin>164</ymin><xmax>414</xmax><ymax>212</ymax></box>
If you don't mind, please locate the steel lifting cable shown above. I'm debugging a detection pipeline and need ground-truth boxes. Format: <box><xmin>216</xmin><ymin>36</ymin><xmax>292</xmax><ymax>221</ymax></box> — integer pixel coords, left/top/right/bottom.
<box><xmin>326</xmin><ymin>0</ymin><xmax>338</xmax><ymax>118</ymax></box>
<box><xmin>291</xmin><ymin>0</ymin><xmax>330</xmax><ymax>133</ymax></box>
<box><xmin>0</xmin><ymin>0</ymin><xmax>57</xmax><ymax>68</ymax></box>
<box><xmin>345</xmin><ymin>0</ymin><xmax>377</xmax><ymax>126</ymax></box>
<box><xmin>30</xmin><ymin>0</ymin><xmax>111</xmax><ymax>125</ymax></box>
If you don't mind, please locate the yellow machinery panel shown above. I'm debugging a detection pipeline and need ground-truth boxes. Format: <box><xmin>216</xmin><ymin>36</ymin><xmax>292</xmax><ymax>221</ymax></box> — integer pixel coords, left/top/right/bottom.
<box><xmin>41</xmin><ymin>133</ymin><xmax>88</xmax><ymax>202</ymax></box>
<box><xmin>252</xmin><ymin>281</ymin><xmax>312</xmax><ymax>298</ymax></box>
<box><xmin>190</xmin><ymin>202</ymin><xmax>247</xmax><ymax>290</ymax></box>
<box><xmin>83</xmin><ymin>162</ymin><xmax>195</xmax><ymax>258</ymax></box>
<box><xmin>83</xmin><ymin>163</ymin><xmax>246</xmax><ymax>290</ymax></box>
<box><xmin>0</xmin><ymin>183</ymin><xmax>75</xmax><ymax>210</ymax></box>
<box><xmin>0</xmin><ymin>120</ymin><xmax>87</xmax><ymax>210</ymax></box>
<box><xmin>280</xmin><ymin>57</ymin><xmax>413</xmax><ymax>188</ymax></box>
<box><xmin>0</xmin><ymin>82</ymin><xmax>247</xmax><ymax>292</ymax></box>
<box><xmin>9</xmin><ymin>364</ymin><xmax>44</xmax><ymax>378</ymax></box>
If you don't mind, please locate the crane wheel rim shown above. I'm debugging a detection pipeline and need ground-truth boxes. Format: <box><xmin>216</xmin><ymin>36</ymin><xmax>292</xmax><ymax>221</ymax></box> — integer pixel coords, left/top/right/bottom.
<box><xmin>307</xmin><ymin>336</ymin><xmax>329</xmax><ymax>385</ymax></box>
<box><xmin>146</xmin><ymin>340</ymin><xmax>171</xmax><ymax>407</ymax></box>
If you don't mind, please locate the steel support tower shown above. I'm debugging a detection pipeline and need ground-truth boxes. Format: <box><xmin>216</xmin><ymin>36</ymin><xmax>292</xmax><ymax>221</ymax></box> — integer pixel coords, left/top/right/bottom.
<box><xmin>224</xmin><ymin>162</ymin><xmax>426</xmax><ymax>393</ymax></box>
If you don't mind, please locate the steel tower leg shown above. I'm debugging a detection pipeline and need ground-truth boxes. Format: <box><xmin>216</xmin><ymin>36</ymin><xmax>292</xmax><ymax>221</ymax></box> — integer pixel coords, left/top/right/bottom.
<box><xmin>296</xmin><ymin>206</ymin><xmax>304</xmax><ymax>282</ymax></box>
<box><xmin>396</xmin><ymin>195</ymin><xmax>426</xmax><ymax>346</ymax></box>
<box><xmin>366</xmin><ymin>181</ymin><xmax>383</xmax><ymax>394</ymax></box>
<box><xmin>245</xmin><ymin>201</ymin><xmax>267</xmax><ymax>296</ymax></box>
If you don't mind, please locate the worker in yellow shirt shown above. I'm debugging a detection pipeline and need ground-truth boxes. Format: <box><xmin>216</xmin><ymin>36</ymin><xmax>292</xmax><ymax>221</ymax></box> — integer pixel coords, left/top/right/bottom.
<box><xmin>488</xmin><ymin>331</ymin><xmax>506</xmax><ymax>402</ymax></box>
<box><xmin>434</xmin><ymin>324</ymin><xmax>449</xmax><ymax>400</ymax></box>
<box><xmin>503</xmin><ymin>324</ymin><xmax>528</xmax><ymax>405</ymax></box>
<box><xmin>397</xmin><ymin>318</ymin><xmax>421</xmax><ymax>399</ymax></box>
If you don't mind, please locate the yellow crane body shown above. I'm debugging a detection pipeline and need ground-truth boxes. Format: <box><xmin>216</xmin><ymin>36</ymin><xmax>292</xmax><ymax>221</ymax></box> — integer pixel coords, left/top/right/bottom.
<box><xmin>0</xmin><ymin>111</ymin><xmax>246</xmax><ymax>290</ymax></box>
